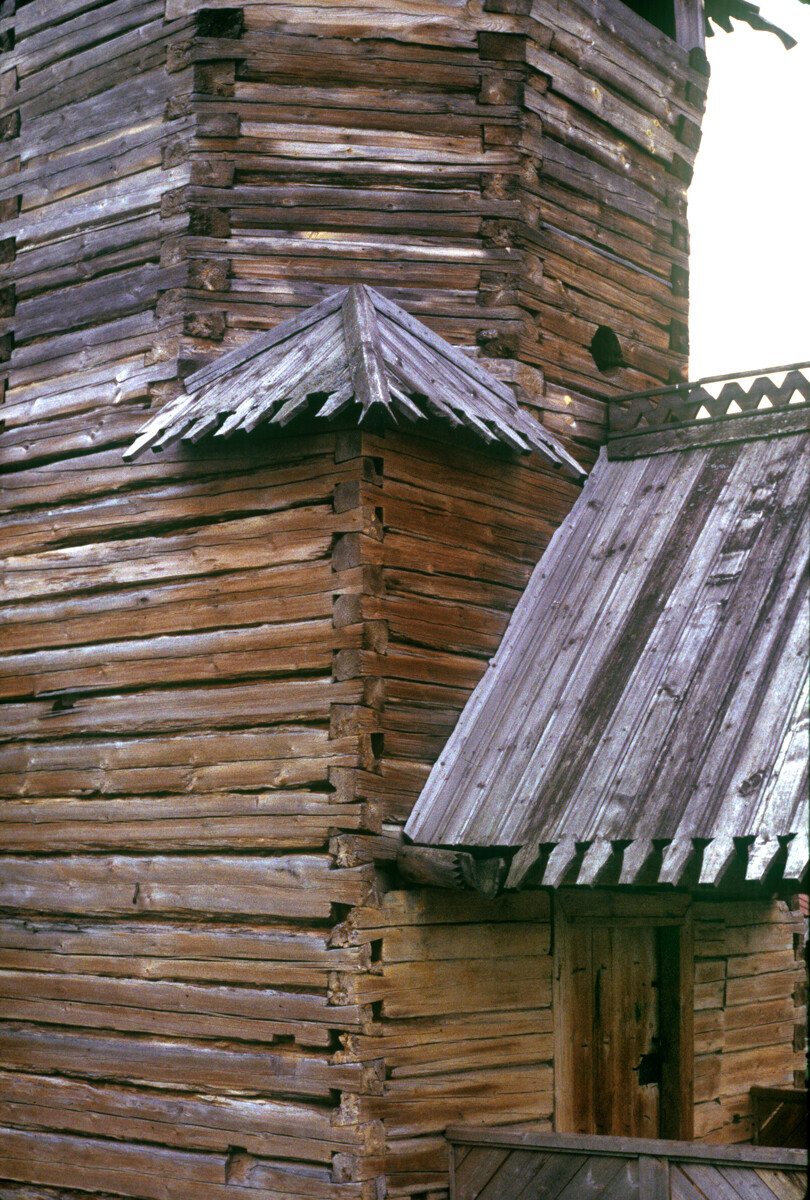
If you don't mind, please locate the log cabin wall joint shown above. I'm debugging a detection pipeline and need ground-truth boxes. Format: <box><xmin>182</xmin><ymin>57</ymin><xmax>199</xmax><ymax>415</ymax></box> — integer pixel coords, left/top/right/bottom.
<box><xmin>693</xmin><ymin>896</ymin><xmax>807</xmax><ymax>1146</ymax></box>
<box><xmin>0</xmin><ymin>2</ymin><xmax>718</xmax><ymax>1197</ymax></box>
<box><xmin>154</xmin><ymin>5</ymin><xmax>245</xmax><ymax>406</ymax></box>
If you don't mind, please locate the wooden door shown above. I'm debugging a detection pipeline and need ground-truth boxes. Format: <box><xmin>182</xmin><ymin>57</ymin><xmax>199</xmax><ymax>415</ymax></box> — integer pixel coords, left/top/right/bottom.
<box><xmin>565</xmin><ymin>923</ymin><xmax>661</xmax><ymax>1138</ymax></box>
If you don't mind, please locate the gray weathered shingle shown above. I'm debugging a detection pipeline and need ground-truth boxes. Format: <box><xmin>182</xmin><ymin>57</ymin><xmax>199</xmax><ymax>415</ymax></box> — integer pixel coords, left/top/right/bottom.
<box><xmin>125</xmin><ymin>285</ymin><xmax>583</xmax><ymax>476</ymax></box>
<box><xmin>406</xmin><ymin>408</ymin><xmax>810</xmax><ymax>889</ymax></box>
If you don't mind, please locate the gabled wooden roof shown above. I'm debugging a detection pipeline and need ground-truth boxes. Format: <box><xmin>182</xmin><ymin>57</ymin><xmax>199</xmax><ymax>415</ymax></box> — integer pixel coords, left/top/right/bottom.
<box><xmin>125</xmin><ymin>285</ymin><xmax>583</xmax><ymax>475</ymax></box>
<box><xmin>406</xmin><ymin>399</ymin><xmax>810</xmax><ymax>890</ymax></box>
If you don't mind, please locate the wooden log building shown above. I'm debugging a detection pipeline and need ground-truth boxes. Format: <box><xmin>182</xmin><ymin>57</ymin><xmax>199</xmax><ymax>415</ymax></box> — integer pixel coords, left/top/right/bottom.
<box><xmin>0</xmin><ymin>1</ymin><xmax>805</xmax><ymax>1199</ymax></box>
<box><xmin>406</xmin><ymin>369</ymin><xmax>809</xmax><ymax>1152</ymax></box>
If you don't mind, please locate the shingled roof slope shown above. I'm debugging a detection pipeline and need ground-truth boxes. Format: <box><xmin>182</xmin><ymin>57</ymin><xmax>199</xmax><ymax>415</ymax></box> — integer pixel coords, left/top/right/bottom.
<box><xmin>125</xmin><ymin>285</ymin><xmax>583</xmax><ymax>475</ymax></box>
<box><xmin>406</xmin><ymin>407</ymin><xmax>809</xmax><ymax>890</ymax></box>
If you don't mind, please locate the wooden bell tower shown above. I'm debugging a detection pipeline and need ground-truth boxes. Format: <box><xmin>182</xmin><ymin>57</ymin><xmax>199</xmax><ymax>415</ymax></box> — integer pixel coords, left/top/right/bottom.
<box><xmin>0</xmin><ymin>2</ymin><xmax>711</xmax><ymax>1198</ymax></box>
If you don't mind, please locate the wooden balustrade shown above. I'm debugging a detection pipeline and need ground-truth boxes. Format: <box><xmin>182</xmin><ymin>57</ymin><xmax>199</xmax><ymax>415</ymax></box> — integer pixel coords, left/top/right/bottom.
<box><xmin>448</xmin><ymin>1125</ymin><xmax>808</xmax><ymax>1199</ymax></box>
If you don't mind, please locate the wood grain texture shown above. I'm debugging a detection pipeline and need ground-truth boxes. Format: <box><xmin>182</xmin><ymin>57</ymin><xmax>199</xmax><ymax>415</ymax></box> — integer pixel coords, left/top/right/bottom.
<box><xmin>692</xmin><ymin>898</ymin><xmax>806</xmax><ymax>1147</ymax></box>
<box><xmin>406</xmin><ymin>428</ymin><xmax>810</xmax><ymax>890</ymax></box>
<box><xmin>0</xmin><ymin>1</ymin><xmax>707</xmax><ymax>1198</ymax></box>
<box><xmin>446</xmin><ymin>1130</ymin><xmax>806</xmax><ymax>1200</ymax></box>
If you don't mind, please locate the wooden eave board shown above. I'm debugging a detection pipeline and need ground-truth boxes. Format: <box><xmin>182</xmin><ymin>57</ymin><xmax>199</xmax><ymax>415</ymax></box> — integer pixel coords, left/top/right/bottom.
<box><xmin>124</xmin><ymin>286</ymin><xmax>584</xmax><ymax>476</ymax></box>
<box><xmin>405</xmin><ymin>429</ymin><xmax>810</xmax><ymax>886</ymax></box>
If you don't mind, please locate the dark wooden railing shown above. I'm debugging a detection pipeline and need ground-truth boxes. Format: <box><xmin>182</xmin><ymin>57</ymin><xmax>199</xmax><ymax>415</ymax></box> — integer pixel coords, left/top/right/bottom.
<box><xmin>752</xmin><ymin>1086</ymin><xmax>808</xmax><ymax>1149</ymax></box>
<box><xmin>448</xmin><ymin>1126</ymin><xmax>808</xmax><ymax>1200</ymax></box>
<box><xmin>608</xmin><ymin>360</ymin><xmax>810</xmax><ymax>436</ymax></box>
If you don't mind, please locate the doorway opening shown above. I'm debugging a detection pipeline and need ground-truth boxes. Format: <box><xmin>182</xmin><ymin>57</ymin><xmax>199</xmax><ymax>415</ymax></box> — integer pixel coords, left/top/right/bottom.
<box><xmin>553</xmin><ymin>892</ymin><xmax>694</xmax><ymax>1140</ymax></box>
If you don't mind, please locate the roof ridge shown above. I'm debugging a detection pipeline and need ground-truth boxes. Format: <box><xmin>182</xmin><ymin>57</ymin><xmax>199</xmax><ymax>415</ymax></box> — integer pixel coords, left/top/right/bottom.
<box><xmin>124</xmin><ymin>285</ymin><xmax>584</xmax><ymax>476</ymax></box>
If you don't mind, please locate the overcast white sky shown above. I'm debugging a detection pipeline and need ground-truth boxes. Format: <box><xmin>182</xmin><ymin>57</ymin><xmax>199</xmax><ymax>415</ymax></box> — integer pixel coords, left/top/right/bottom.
<box><xmin>688</xmin><ymin>0</ymin><xmax>810</xmax><ymax>376</ymax></box>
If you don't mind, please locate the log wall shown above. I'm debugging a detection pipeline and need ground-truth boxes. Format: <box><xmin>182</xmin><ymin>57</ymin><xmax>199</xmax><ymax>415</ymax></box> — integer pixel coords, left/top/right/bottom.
<box><xmin>693</xmin><ymin>897</ymin><xmax>807</xmax><ymax>1146</ymax></box>
<box><xmin>0</xmin><ymin>419</ymin><xmax>571</xmax><ymax>1199</ymax></box>
<box><xmin>0</xmin><ymin>0</ymin><xmax>707</xmax><ymax>478</ymax></box>
<box><xmin>0</xmin><ymin>426</ymin><xmax>388</xmax><ymax>1199</ymax></box>
<box><xmin>0</xmin><ymin>2</ymin><xmax>711</xmax><ymax>1197</ymax></box>
<box><xmin>346</xmin><ymin>890</ymin><xmax>808</xmax><ymax>1200</ymax></box>
<box><xmin>347</xmin><ymin>427</ymin><xmax>579</xmax><ymax>825</ymax></box>
<box><xmin>335</xmin><ymin>888</ymin><xmax>555</xmax><ymax>1199</ymax></box>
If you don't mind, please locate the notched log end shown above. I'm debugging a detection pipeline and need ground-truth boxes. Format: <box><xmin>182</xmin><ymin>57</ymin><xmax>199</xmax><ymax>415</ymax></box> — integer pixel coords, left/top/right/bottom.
<box><xmin>397</xmin><ymin>844</ymin><xmax>508</xmax><ymax>899</ymax></box>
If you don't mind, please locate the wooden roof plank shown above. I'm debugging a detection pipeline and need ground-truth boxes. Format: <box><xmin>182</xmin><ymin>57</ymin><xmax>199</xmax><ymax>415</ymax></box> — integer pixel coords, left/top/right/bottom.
<box><xmin>341</xmin><ymin>283</ymin><xmax>391</xmax><ymax>421</ymax></box>
<box><xmin>783</xmin><ymin>829</ymin><xmax>809</xmax><ymax>882</ymax></box>
<box><xmin>712</xmin><ymin>595</ymin><xmax>809</xmax><ymax>842</ymax></box>
<box><xmin>576</xmin><ymin>838</ymin><xmax>614</xmax><ymax>886</ymax></box>
<box><xmin>504</xmin><ymin>841</ymin><xmax>542</xmax><ymax>890</ymax></box>
<box><xmin>125</xmin><ymin>285</ymin><xmax>581</xmax><ymax>473</ymax></box>
<box><xmin>618</xmin><ymin>837</ymin><xmax>655</xmax><ymax>886</ymax></box>
<box><xmin>367</xmin><ymin>284</ymin><xmax>518</xmax><ymax>408</ymax></box>
<box><xmin>566</xmin><ymin>438</ymin><xmax>803</xmax><ymax>843</ymax></box>
<box><xmin>184</xmin><ymin>286</ymin><xmax>348</xmax><ymax>393</ymax></box>
<box><xmin>653</xmin><ymin>439</ymin><xmax>810</xmax><ymax>838</ymax></box>
<box><xmin>482</xmin><ymin>452</ymin><xmax>708</xmax><ymax>842</ymax></box>
<box><xmin>212</xmin><ymin>314</ymin><xmax>346</xmax><ymax>437</ymax></box>
<box><xmin>406</xmin><ymin>426</ymin><xmax>808</xmax><ymax>887</ymax></box>
<box><xmin>657</xmin><ymin>837</ymin><xmax>694</xmax><ymax>885</ymax></box>
<box><xmin>540</xmin><ymin>837</ymin><xmax>579</xmax><ymax>889</ymax></box>
<box><xmin>387</xmin><ymin>382</ymin><xmax>428</xmax><ymax>423</ymax></box>
<box><xmin>314</xmin><ymin>383</ymin><xmax>355</xmax><ymax>420</ymax></box>
<box><xmin>697</xmin><ymin>835</ymin><xmax>736</xmax><ymax>887</ymax></box>
<box><xmin>744</xmin><ymin>835</ymin><xmax>782</xmax><ymax>883</ymax></box>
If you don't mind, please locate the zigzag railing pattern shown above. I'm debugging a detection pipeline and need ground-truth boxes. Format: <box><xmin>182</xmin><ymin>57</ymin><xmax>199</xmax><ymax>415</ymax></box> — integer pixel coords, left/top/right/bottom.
<box><xmin>609</xmin><ymin>361</ymin><xmax>810</xmax><ymax>435</ymax></box>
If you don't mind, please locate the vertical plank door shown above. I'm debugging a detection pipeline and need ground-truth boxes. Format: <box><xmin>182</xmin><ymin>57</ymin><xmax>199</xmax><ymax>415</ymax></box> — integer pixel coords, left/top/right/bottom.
<box><xmin>565</xmin><ymin>924</ymin><xmax>661</xmax><ymax>1137</ymax></box>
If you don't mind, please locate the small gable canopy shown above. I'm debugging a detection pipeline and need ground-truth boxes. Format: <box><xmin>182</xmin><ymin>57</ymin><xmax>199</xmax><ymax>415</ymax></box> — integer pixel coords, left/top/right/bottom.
<box><xmin>406</xmin><ymin>379</ymin><xmax>810</xmax><ymax>891</ymax></box>
<box><xmin>125</xmin><ymin>285</ymin><xmax>583</xmax><ymax>475</ymax></box>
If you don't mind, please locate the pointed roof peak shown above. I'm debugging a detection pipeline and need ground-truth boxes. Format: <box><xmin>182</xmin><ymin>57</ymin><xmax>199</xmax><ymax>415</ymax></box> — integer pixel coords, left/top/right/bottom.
<box><xmin>125</xmin><ymin>286</ymin><xmax>583</xmax><ymax>476</ymax></box>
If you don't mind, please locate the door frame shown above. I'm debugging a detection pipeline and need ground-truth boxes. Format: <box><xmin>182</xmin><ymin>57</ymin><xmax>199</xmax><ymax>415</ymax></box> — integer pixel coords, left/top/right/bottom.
<box><xmin>553</xmin><ymin>889</ymin><xmax>694</xmax><ymax>1140</ymax></box>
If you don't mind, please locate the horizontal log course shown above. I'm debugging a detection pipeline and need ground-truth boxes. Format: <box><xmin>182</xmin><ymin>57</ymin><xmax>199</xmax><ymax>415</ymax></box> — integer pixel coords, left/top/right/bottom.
<box><xmin>0</xmin><ymin>1070</ymin><xmax>364</xmax><ymax>1161</ymax></box>
<box><xmin>0</xmin><ymin>3</ymin><xmax>705</xmax><ymax>1198</ymax></box>
<box><xmin>0</xmin><ymin>458</ymin><xmax>358</xmax><ymax>552</ymax></box>
<box><xmin>0</xmin><ymin>1023</ymin><xmax>377</xmax><ymax>1097</ymax></box>
<box><xmin>0</xmin><ymin>854</ymin><xmax>377</xmax><ymax>917</ymax></box>
<box><xmin>0</xmin><ymin>1126</ymin><xmax>376</xmax><ymax>1200</ymax></box>
<box><xmin>0</xmin><ymin>789</ymin><xmax>376</xmax><ymax>851</ymax></box>
<box><xmin>0</xmin><ymin>965</ymin><xmax>369</xmax><ymax>1041</ymax></box>
<box><xmin>345</xmin><ymin>1088</ymin><xmax>554</xmax><ymax>1139</ymax></box>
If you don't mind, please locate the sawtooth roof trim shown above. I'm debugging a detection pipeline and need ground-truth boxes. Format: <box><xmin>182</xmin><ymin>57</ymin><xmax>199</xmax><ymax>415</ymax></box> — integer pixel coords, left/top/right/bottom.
<box><xmin>125</xmin><ymin>285</ymin><xmax>583</xmax><ymax>476</ymax></box>
<box><xmin>406</xmin><ymin>411</ymin><xmax>810</xmax><ymax>891</ymax></box>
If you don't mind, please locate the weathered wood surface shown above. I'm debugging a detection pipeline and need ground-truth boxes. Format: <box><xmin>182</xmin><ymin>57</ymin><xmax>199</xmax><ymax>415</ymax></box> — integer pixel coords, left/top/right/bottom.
<box><xmin>335</xmin><ymin>886</ymin><xmax>555</xmax><ymax>1194</ymax></box>
<box><xmin>0</xmin><ymin>405</ymin><xmax>384</xmax><ymax>1196</ymax></box>
<box><xmin>0</xmin><ymin>0</ymin><xmax>706</xmax><ymax>476</ymax></box>
<box><xmin>0</xmin><ymin>300</ymin><xmax>573</xmax><ymax>1200</ymax></box>
<box><xmin>406</xmin><ymin>424</ymin><xmax>810</xmax><ymax>889</ymax></box>
<box><xmin>693</xmin><ymin>898</ymin><xmax>807</xmax><ymax>1147</ymax></box>
<box><xmin>609</xmin><ymin>361</ymin><xmax>810</xmax><ymax>437</ymax></box>
<box><xmin>0</xmin><ymin>2</ymin><xmax>707</xmax><ymax>1199</ymax></box>
<box><xmin>448</xmin><ymin>1129</ymin><xmax>808</xmax><ymax>1200</ymax></box>
<box><xmin>751</xmin><ymin>1088</ymin><xmax>808</xmax><ymax>1149</ymax></box>
<box><xmin>125</xmin><ymin>284</ymin><xmax>583</xmax><ymax>474</ymax></box>
<box><xmin>0</xmin><ymin>403</ymin><xmax>573</xmax><ymax>1200</ymax></box>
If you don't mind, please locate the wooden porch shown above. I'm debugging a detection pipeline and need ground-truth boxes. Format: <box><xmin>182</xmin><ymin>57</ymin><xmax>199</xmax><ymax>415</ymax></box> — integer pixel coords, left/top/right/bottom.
<box><xmin>449</xmin><ymin>1126</ymin><xmax>808</xmax><ymax>1199</ymax></box>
